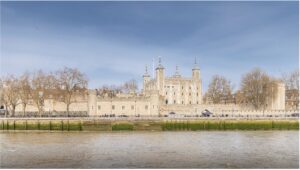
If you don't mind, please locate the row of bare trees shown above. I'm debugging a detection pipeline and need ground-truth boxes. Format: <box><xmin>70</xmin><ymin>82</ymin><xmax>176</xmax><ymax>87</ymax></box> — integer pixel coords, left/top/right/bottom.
<box><xmin>203</xmin><ymin>68</ymin><xmax>299</xmax><ymax>110</ymax></box>
<box><xmin>0</xmin><ymin>67</ymin><xmax>88</xmax><ymax>117</ymax></box>
<box><xmin>96</xmin><ymin>79</ymin><xmax>138</xmax><ymax>97</ymax></box>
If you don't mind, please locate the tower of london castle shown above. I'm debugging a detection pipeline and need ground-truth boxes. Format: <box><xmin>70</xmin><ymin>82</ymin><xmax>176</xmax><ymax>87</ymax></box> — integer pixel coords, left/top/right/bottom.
<box><xmin>87</xmin><ymin>59</ymin><xmax>285</xmax><ymax>117</ymax></box>
<box><xmin>10</xmin><ymin>59</ymin><xmax>286</xmax><ymax>116</ymax></box>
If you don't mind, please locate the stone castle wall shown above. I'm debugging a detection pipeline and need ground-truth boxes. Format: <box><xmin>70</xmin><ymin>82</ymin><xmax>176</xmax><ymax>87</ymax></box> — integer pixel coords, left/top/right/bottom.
<box><xmin>6</xmin><ymin>61</ymin><xmax>287</xmax><ymax>116</ymax></box>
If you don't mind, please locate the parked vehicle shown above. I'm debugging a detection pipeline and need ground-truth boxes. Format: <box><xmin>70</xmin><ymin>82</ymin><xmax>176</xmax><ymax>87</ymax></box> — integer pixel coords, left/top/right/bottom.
<box><xmin>201</xmin><ymin>109</ymin><xmax>213</xmax><ymax>117</ymax></box>
<box><xmin>0</xmin><ymin>109</ymin><xmax>6</xmax><ymax>116</ymax></box>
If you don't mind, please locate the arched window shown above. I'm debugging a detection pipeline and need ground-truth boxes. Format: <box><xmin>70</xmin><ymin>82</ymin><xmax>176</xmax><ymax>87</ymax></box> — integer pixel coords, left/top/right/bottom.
<box><xmin>166</xmin><ymin>100</ymin><xmax>168</xmax><ymax>104</ymax></box>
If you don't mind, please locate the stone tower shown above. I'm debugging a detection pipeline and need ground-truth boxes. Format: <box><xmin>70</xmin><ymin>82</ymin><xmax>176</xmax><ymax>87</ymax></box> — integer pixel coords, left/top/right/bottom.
<box><xmin>267</xmin><ymin>81</ymin><xmax>286</xmax><ymax>110</ymax></box>
<box><xmin>88</xmin><ymin>89</ymin><xmax>97</xmax><ymax>116</ymax></box>
<box><xmin>156</xmin><ymin>57</ymin><xmax>165</xmax><ymax>96</ymax></box>
<box><xmin>192</xmin><ymin>58</ymin><xmax>202</xmax><ymax>104</ymax></box>
<box><xmin>143</xmin><ymin>65</ymin><xmax>150</xmax><ymax>94</ymax></box>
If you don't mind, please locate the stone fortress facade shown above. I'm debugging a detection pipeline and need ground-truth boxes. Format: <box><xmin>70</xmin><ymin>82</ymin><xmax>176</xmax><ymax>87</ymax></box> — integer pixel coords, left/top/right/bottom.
<box><xmin>86</xmin><ymin>59</ymin><xmax>286</xmax><ymax>117</ymax></box>
<box><xmin>13</xmin><ymin>59</ymin><xmax>287</xmax><ymax>116</ymax></box>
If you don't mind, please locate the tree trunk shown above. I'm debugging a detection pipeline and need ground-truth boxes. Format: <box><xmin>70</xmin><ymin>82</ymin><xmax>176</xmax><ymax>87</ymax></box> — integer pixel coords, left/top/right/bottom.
<box><xmin>38</xmin><ymin>106</ymin><xmax>42</xmax><ymax>118</ymax></box>
<box><xmin>4</xmin><ymin>105</ymin><xmax>8</xmax><ymax>118</ymax></box>
<box><xmin>11</xmin><ymin>105</ymin><xmax>16</xmax><ymax>117</ymax></box>
<box><xmin>23</xmin><ymin>104</ymin><xmax>26</xmax><ymax>117</ymax></box>
<box><xmin>66</xmin><ymin>104</ymin><xmax>70</xmax><ymax>117</ymax></box>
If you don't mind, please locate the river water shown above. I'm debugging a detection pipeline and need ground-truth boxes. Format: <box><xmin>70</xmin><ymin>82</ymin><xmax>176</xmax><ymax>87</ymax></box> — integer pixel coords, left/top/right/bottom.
<box><xmin>0</xmin><ymin>131</ymin><xmax>298</xmax><ymax>168</ymax></box>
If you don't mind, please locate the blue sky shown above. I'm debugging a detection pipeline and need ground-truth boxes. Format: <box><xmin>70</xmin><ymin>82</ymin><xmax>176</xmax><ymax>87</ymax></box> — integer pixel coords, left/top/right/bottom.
<box><xmin>0</xmin><ymin>1</ymin><xmax>298</xmax><ymax>92</ymax></box>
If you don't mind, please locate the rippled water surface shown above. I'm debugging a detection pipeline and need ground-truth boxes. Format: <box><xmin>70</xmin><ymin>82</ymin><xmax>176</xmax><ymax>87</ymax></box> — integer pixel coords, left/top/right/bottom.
<box><xmin>0</xmin><ymin>131</ymin><xmax>299</xmax><ymax>168</ymax></box>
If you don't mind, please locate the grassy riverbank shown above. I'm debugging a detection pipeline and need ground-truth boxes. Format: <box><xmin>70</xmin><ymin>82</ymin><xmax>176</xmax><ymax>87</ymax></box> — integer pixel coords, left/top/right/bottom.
<box><xmin>0</xmin><ymin>119</ymin><xmax>298</xmax><ymax>131</ymax></box>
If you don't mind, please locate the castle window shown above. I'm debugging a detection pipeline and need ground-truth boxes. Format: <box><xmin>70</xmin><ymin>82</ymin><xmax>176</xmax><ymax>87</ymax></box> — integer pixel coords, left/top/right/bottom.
<box><xmin>145</xmin><ymin>105</ymin><xmax>148</xmax><ymax>110</ymax></box>
<box><xmin>182</xmin><ymin>86</ymin><xmax>184</xmax><ymax>89</ymax></box>
<box><xmin>174</xmin><ymin>92</ymin><xmax>175</xmax><ymax>95</ymax></box>
<box><xmin>122</xmin><ymin>106</ymin><xmax>125</xmax><ymax>110</ymax></box>
<box><xmin>197</xmin><ymin>101</ymin><xmax>199</xmax><ymax>104</ymax></box>
<box><xmin>189</xmin><ymin>101</ymin><xmax>191</xmax><ymax>104</ymax></box>
<box><xmin>112</xmin><ymin>105</ymin><xmax>115</xmax><ymax>110</ymax></box>
<box><xmin>98</xmin><ymin>105</ymin><xmax>101</xmax><ymax>110</ymax></box>
<box><xmin>131</xmin><ymin>105</ymin><xmax>134</xmax><ymax>110</ymax></box>
<box><xmin>197</xmin><ymin>93</ymin><xmax>199</xmax><ymax>96</ymax></box>
<box><xmin>182</xmin><ymin>93</ymin><xmax>183</xmax><ymax>96</ymax></box>
<box><xmin>166</xmin><ymin>92</ymin><xmax>168</xmax><ymax>95</ymax></box>
<box><xmin>189</xmin><ymin>93</ymin><xmax>191</xmax><ymax>96</ymax></box>
<box><xmin>182</xmin><ymin>101</ymin><xmax>184</xmax><ymax>104</ymax></box>
<box><xmin>174</xmin><ymin>100</ymin><xmax>176</xmax><ymax>104</ymax></box>
<box><xmin>166</xmin><ymin>100</ymin><xmax>168</xmax><ymax>104</ymax></box>
<box><xmin>189</xmin><ymin>86</ymin><xmax>191</xmax><ymax>90</ymax></box>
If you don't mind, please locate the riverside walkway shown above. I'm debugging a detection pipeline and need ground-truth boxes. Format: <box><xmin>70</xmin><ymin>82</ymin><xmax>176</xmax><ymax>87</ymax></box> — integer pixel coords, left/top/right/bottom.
<box><xmin>0</xmin><ymin>115</ymin><xmax>298</xmax><ymax>121</ymax></box>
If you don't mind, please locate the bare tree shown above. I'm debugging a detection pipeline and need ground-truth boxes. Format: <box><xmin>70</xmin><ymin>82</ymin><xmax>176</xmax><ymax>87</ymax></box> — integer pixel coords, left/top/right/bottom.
<box><xmin>2</xmin><ymin>75</ymin><xmax>20</xmax><ymax>117</ymax></box>
<box><xmin>234</xmin><ymin>90</ymin><xmax>245</xmax><ymax>105</ymax></box>
<box><xmin>282</xmin><ymin>69</ymin><xmax>299</xmax><ymax>90</ymax></box>
<box><xmin>282</xmin><ymin>69</ymin><xmax>299</xmax><ymax>109</ymax></box>
<box><xmin>18</xmin><ymin>72</ymin><xmax>31</xmax><ymax>116</ymax></box>
<box><xmin>30</xmin><ymin>70</ymin><xmax>53</xmax><ymax>116</ymax></box>
<box><xmin>122</xmin><ymin>79</ymin><xmax>138</xmax><ymax>94</ymax></box>
<box><xmin>204</xmin><ymin>75</ymin><xmax>233</xmax><ymax>104</ymax></box>
<box><xmin>0</xmin><ymin>78</ymin><xmax>9</xmax><ymax>116</ymax></box>
<box><xmin>56</xmin><ymin>67</ymin><xmax>88</xmax><ymax>116</ymax></box>
<box><xmin>240</xmin><ymin>68</ymin><xmax>278</xmax><ymax>110</ymax></box>
<box><xmin>97</xmin><ymin>85</ymin><xmax>123</xmax><ymax>97</ymax></box>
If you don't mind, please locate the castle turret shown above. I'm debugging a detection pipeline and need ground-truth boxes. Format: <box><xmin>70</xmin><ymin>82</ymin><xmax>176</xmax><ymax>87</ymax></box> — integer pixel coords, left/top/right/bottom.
<box><xmin>192</xmin><ymin>58</ymin><xmax>200</xmax><ymax>80</ymax></box>
<box><xmin>192</xmin><ymin>58</ymin><xmax>202</xmax><ymax>104</ymax></box>
<box><xmin>267</xmin><ymin>81</ymin><xmax>285</xmax><ymax>110</ymax></box>
<box><xmin>173</xmin><ymin>65</ymin><xmax>181</xmax><ymax>78</ymax></box>
<box><xmin>156</xmin><ymin>57</ymin><xmax>165</xmax><ymax>96</ymax></box>
<box><xmin>143</xmin><ymin>65</ymin><xmax>150</xmax><ymax>94</ymax></box>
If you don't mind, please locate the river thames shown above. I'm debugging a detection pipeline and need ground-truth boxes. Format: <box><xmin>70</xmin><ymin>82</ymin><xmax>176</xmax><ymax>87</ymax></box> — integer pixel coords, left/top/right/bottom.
<box><xmin>0</xmin><ymin>131</ymin><xmax>298</xmax><ymax>168</ymax></box>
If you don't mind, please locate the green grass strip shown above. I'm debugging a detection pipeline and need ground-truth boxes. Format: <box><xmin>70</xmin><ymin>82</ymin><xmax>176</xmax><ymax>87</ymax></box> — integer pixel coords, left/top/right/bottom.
<box><xmin>112</xmin><ymin>123</ymin><xmax>133</xmax><ymax>131</ymax></box>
